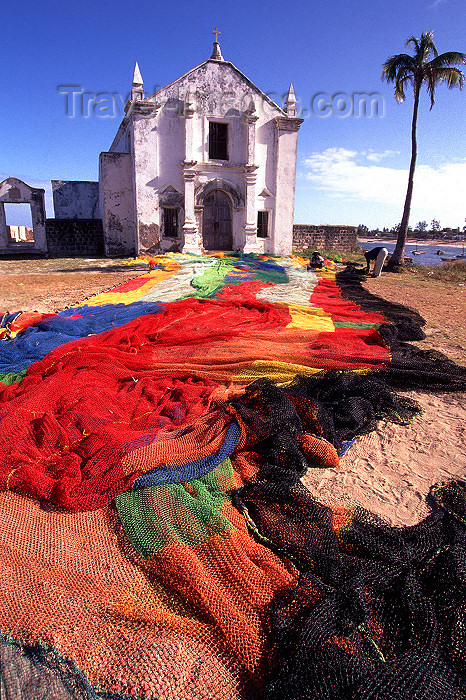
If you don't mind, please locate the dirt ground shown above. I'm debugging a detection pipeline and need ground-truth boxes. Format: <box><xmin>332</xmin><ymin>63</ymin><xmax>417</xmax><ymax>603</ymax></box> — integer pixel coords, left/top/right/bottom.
<box><xmin>365</xmin><ymin>270</ymin><xmax>466</xmax><ymax>366</ymax></box>
<box><xmin>0</xmin><ymin>256</ymin><xmax>465</xmax><ymax>527</ymax></box>
<box><xmin>0</xmin><ymin>257</ymin><xmax>146</xmax><ymax>314</ymax></box>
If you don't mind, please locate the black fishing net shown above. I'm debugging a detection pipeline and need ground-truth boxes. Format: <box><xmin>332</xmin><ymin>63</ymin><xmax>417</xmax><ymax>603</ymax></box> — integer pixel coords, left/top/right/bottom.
<box><xmin>236</xmin><ymin>464</ymin><xmax>466</xmax><ymax>700</ymax></box>
<box><xmin>0</xmin><ymin>641</ymin><xmax>116</xmax><ymax>700</ymax></box>
<box><xmin>226</xmin><ymin>368</ymin><xmax>466</xmax><ymax>700</ymax></box>
<box><xmin>231</xmin><ymin>371</ymin><xmax>421</xmax><ymax>466</ymax></box>
<box><xmin>337</xmin><ymin>264</ymin><xmax>466</xmax><ymax>392</ymax></box>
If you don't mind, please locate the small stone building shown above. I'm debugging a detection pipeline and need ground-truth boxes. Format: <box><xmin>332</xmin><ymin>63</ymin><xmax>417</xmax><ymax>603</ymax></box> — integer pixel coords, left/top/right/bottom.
<box><xmin>0</xmin><ymin>177</ymin><xmax>47</xmax><ymax>254</ymax></box>
<box><xmin>99</xmin><ymin>35</ymin><xmax>303</xmax><ymax>256</ymax></box>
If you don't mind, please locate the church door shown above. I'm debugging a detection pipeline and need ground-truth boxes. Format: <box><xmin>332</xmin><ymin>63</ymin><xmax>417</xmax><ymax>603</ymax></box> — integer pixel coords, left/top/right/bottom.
<box><xmin>202</xmin><ymin>190</ymin><xmax>233</xmax><ymax>250</ymax></box>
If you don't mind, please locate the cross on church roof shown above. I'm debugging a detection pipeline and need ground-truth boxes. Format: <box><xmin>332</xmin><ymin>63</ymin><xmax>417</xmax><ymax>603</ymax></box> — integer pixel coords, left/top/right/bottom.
<box><xmin>210</xmin><ymin>27</ymin><xmax>223</xmax><ymax>60</ymax></box>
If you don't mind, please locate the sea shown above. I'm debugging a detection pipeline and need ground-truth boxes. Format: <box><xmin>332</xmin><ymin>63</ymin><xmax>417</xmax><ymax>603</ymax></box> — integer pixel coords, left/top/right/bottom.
<box><xmin>359</xmin><ymin>240</ymin><xmax>465</xmax><ymax>267</ymax></box>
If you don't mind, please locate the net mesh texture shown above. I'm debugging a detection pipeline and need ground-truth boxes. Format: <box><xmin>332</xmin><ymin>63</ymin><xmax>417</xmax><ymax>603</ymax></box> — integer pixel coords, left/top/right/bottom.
<box><xmin>1</xmin><ymin>253</ymin><xmax>465</xmax><ymax>700</ymax></box>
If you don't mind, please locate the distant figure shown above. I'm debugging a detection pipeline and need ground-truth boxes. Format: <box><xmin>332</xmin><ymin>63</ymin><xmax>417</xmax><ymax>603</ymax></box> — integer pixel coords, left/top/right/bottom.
<box><xmin>308</xmin><ymin>251</ymin><xmax>325</xmax><ymax>269</ymax></box>
<box><xmin>364</xmin><ymin>246</ymin><xmax>388</xmax><ymax>277</ymax></box>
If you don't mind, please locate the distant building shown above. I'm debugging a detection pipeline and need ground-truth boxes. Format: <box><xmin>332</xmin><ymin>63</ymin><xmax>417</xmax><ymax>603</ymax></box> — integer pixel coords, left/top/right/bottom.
<box><xmin>54</xmin><ymin>33</ymin><xmax>303</xmax><ymax>257</ymax></box>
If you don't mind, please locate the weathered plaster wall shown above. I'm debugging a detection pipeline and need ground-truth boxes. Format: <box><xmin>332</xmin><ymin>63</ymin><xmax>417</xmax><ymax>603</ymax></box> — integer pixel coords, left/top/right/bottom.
<box><xmin>273</xmin><ymin>122</ymin><xmax>301</xmax><ymax>255</ymax></box>
<box><xmin>155</xmin><ymin>60</ymin><xmax>284</xmax><ymax>252</ymax></box>
<box><xmin>131</xmin><ymin>113</ymin><xmax>162</xmax><ymax>253</ymax></box>
<box><xmin>99</xmin><ymin>152</ymin><xmax>136</xmax><ymax>256</ymax></box>
<box><xmin>130</xmin><ymin>59</ymin><xmax>294</xmax><ymax>254</ymax></box>
<box><xmin>255</xmin><ymin>119</ymin><xmax>277</xmax><ymax>210</ymax></box>
<box><xmin>292</xmin><ymin>224</ymin><xmax>358</xmax><ymax>252</ymax></box>
<box><xmin>52</xmin><ymin>180</ymin><xmax>100</xmax><ymax>220</ymax></box>
<box><xmin>156</xmin><ymin>104</ymin><xmax>185</xmax><ymax>192</ymax></box>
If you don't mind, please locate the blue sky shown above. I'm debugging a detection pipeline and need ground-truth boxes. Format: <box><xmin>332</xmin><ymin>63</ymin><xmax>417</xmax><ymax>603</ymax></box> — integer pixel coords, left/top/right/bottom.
<box><xmin>1</xmin><ymin>0</ymin><xmax>465</xmax><ymax>230</ymax></box>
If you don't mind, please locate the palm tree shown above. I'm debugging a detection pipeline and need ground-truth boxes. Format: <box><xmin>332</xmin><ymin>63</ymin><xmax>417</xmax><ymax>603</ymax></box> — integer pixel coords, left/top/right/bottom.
<box><xmin>382</xmin><ymin>31</ymin><xmax>465</xmax><ymax>270</ymax></box>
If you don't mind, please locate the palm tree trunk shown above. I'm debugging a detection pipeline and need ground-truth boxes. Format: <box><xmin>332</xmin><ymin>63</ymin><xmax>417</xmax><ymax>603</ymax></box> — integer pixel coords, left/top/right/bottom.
<box><xmin>387</xmin><ymin>85</ymin><xmax>420</xmax><ymax>271</ymax></box>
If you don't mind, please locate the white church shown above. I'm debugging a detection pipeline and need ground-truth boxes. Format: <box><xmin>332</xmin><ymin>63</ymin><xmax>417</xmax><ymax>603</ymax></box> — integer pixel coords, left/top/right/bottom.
<box><xmin>95</xmin><ymin>31</ymin><xmax>303</xmax><ymax>256</ymax></box>
<box><xmin>0</xmin><ymin>32</ymin><xmax>298</xmax><ymax>260</ymax></box>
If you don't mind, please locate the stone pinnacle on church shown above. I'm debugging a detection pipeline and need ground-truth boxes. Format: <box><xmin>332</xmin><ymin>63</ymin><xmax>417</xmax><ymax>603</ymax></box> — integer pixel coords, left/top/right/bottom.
<box><xmin>285</xmin><ymin>83</ymin><xmax>297</xmax><ymax>117</ymax></box>
<box><xmin>131</xmin><ymin>62</ymin><xmax>144</xmax><ymax>101</ymax></box>
<box><xmin>210</xmin><ymin>27</ymin><xmax>224</xmax><ymax>61</ymax></box>
<box><xmin>132</xmin><ymin>62</ymin><xmax>143</xmax><ymax>87</ymax></box>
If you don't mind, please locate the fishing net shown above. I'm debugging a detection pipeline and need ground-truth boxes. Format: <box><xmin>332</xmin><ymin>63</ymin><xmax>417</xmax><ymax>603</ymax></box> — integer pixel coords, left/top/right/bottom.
<box><xmin>1</xmin><ymin>254</ymin><xmax>466</xmax><ymax>699</ymax></box>
<box><xmin>0</xmin><ymin>482</ymin><xmax>265</xmax><ymax>700</ymax></box>
<box><xmin>337</xmin><ymin>264</ymin><xmax>466</xmax><ymax>391</ymax></box>
<box><xmin>237</xmin><ymin>468</ymin><xmax>466</xmax><ymax>699</ymax></box>
<box><xmin>0</xmin><ymin>300</ymin><xmax>163</xmax><ymax>375</ymax></box>
<box><xmin>0</xmin><ymin>259</ymin><xmax>396</xmax><ymax>510</ymax></box>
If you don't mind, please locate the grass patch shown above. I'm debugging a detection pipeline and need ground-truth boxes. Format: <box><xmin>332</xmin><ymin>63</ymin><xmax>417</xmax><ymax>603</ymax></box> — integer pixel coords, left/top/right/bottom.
<box><xmin>406</xmin><ymin>259</ymin><xmax>466</xmax><ymax>284</ymax></box>
<box><xmin>294</xmin><ymin>247</ymin><xmax>366</xmax><ymax>264</ymax></box>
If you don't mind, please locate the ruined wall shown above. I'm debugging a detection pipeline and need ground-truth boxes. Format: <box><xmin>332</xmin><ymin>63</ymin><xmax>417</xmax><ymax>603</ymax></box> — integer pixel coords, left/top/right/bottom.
<box><xmin>292</xmin><ymin>224</ymin><xmax>358</xmax><ymax>253</ymax></box>
<box><xmin>52</xmin><ymin>181</ymin><xmax>100</xmax><ymax>220</ymax></box>
<box><xmin>99</xmin><ymin>152</ymin><xmax>136</xmax><ymax>256</ymax></box>
<box><xmin>45</xmin><ymin>219</ymin><xmax>104</xmax><ymax>257</ymax></box>
<box><xmin>0</xmin><ymin>177</ymin><xmax>47</xmax><ymax>252</ymax></box>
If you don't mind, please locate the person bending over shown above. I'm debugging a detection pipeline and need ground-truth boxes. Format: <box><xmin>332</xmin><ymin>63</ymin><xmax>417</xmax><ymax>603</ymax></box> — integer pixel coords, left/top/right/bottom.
<box><xmin>364</xmin><ymin>246</ymin><xmax>388</xmax><ymax>277</ymax></box>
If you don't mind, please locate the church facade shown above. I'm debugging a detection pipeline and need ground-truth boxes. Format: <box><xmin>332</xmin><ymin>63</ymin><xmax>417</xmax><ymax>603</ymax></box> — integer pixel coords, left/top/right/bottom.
<box><xmin>98</xmin><ymin>35</ymin><xmax>303</xmax><ymax>256</ymax></box>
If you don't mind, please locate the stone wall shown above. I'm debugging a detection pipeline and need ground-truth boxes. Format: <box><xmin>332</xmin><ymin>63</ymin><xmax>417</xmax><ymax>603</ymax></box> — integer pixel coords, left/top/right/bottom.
<box><xmin>292</xmin><ymin>224</ymin><xmax>358</xmax><ymax>252</ymax></box>
<box><xmin>45</xmin><ymin>219</ymin><xmax>105</xmax><ymax>257</ymax></box>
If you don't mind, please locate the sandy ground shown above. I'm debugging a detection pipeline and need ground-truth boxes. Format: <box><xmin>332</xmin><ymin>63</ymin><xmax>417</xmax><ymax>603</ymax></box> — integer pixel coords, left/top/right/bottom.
<box><xmin>0</xmin><ymin>257</ymin><xmax>464</xmax><ymax>527</ymax></box>
<box><xmin>304</xmin><ymin>270</ymin><xmax>466</xmax><ymax>525</ymax></box>
<box><xmin>0</xmin><ymin>258</ymin><xmax>145</xmax><ymax>313</ymax></box>
<box><xmin>303</xmin><ymin>390</ymin><xmax>465</xmax><ymax>526</ymax></box>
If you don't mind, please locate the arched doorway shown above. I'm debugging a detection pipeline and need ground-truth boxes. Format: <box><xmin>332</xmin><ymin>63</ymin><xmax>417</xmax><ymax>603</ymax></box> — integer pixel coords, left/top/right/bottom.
<box><xmin>202</xmin><ymin>190</ymin><xmax>232</xmax><ymax>250</ymax></box>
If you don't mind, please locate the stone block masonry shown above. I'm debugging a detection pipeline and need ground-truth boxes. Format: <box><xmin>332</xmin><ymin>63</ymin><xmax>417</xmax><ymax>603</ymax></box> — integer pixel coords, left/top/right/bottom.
<box><xmin>293</xmin><ymin>225</ymin><xmax>358</xmax><ymax>253</ymax></box>
<box><xmin>45</xmin><ymin>219</ymin><xmax>105</xmax><ymax>257</ymax></box>
<box><xmin>45</xmin><ymin>220</ymin><xmax>357</xmax><ymax>258</ymax></box>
